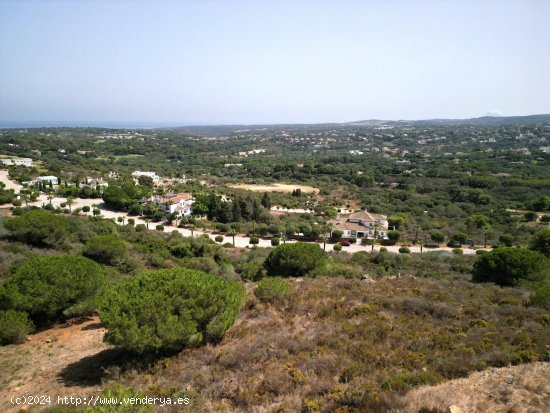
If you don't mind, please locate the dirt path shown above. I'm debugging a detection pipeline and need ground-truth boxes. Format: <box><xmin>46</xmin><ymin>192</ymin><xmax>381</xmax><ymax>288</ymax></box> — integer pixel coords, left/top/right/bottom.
<box><xmin>0</xmin><ymin>316</ymin><xmax>113</xmax><ymax>413</ymax></box>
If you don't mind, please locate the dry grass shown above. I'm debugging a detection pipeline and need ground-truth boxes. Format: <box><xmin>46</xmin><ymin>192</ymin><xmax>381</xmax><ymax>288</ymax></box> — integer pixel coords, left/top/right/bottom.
<box><xmin>227</xmin><ymin>183</ymin><xmax>320</xmax><ymax>194</ymax></box>
<box><xmin>391</xmin><ymin>362</ymin><xmax>550</xmax><ymax>413</ymax></box>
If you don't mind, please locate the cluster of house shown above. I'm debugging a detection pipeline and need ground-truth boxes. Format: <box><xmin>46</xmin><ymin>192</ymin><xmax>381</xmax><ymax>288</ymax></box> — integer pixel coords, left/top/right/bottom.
<box><xmin>329</xmin><ymin>210</ymin><xmax>389</xmax><ymax>241</ymax></box>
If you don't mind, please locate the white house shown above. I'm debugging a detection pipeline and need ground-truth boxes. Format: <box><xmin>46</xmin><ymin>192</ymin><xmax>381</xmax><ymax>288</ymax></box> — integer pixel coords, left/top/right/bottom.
<box><xmin>36</xmin><ymin>176</ymin><xmax>59</xmax><ymax>185</ymax></box>
<box><xmin>151</xmin><ymin>192</ymin><xmax>194</xmax><ymax>217</ymax></box>
<box><xmin>329</xmin><ymin>210</ymin><xmax>388</xmax><ymax>241</ymax></box>
<box><xmin>132</xmin><ymin>171</ymin><xmax>161</xmax><ymax>182</ymax></box>
<box><xmin>0</xmin><ymin>157</ymin><xmax>33</xmax><ymax>167</ymax></box>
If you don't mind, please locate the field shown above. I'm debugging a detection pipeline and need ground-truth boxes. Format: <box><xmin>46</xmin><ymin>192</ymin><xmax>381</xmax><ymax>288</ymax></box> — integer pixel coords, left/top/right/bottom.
<box><xmin>227</xmin><ymin>183</ymin><xmax>320</xmax><ymax>194</ymax></box>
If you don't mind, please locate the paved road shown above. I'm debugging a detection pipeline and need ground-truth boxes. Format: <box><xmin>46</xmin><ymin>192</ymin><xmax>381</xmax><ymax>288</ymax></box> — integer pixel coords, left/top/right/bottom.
<box><xmin>0</xmin><ymin>170</ymin><xmax>480</xmax><ymax>255</ymax></box>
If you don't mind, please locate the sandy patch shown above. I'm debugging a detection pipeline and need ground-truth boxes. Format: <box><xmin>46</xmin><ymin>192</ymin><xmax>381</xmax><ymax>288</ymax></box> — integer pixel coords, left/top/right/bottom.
<box><xmin>228</xmin><ymin>183</ymin><xmax>319</xmax><ymax>194</ymax></box>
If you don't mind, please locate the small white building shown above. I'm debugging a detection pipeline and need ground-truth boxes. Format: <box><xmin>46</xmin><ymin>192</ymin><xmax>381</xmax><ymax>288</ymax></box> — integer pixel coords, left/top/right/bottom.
<box><xmin>330</xmin><ymin>210</ymin><xmax>389</xmax><ymax>240</ymax></box>
<box><xmin>151</xmin><ymin>192</ymin><xmax>194</xmax><ymax>217</ymax></box>
<box><xmin>132</xmin><ymin>171</ymin><xmax>161</xmax><ymax>182</ymax></box>
<box><xmin>37</xmin><ymin>176</ymin><xmax>59</xmax><ymax>185</ymax></box>
<box><xmin>0</xmin><ymin>157</ymin><xmax>33</xmax><ymax>167</ymax></box>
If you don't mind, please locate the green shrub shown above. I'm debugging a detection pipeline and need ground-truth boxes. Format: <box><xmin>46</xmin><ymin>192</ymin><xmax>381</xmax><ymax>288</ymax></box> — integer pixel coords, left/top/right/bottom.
<box><xmin>4</xmin><ymin>209</ymin><xmax>69</xmax><ymax>247</ymax></box>
<box><xmin>239</xmin><ymin>259</ymin><xmax>265</xmax><ymax>281</ymax></box>
<box><xmin>472</xmin><ymin>248</ymin><xmax>550</xmax><ymax>286</ymax></box>
<box><xmin>399</xmin><ymin>246</ymin><xmax>410</xmax><ymax>254</ymax></box>
<box><xmin>84</xmin><ymin>235</ymin><xmax>128</xmax><ymax>266</ymax></box>
<box><xmin>529</xmin><ymin>229</ymin><xmax>550</xmax><ymax>257</ymax></box>
<box><xmin>135</xmin><ymin>224</ymin><xmax>146</xmax><ymax>232</ymax></box>
<box><xmin>529</xmin><ymin>284</ymin><xmax>550</xmax><ymax>309</ymax></box>
<box><xmin>453</xmin><ymin>248</ymin><xmax>464</xmax><ymax>255</ymax></box>
<box><xmin>0</xmin><ymin>256</ymin><xmax>106</xmax><ymax>322</ymax></box>
<box><xmin>156</xmin><ymin>224</ymin><xmax>164</xmax><ymax>231</ymax></box>
<box><xmin>98</xmin><ymin>267</ymin><xmax>246</xmax><ymax>354</ymax></box>
<box><xmin>264</xmin><ymin>242</ymin><xmax>328</xmax><ymax>277</ymax></box>
<box><xmin>271</xmin><ymin>237</ymin><xmax>280</xmax><ymax>247</ymax></box>
<box><xmin>0</xmin><ymin>310</ymin><xmax>34</xmax><ymax>345</ymax></box>
<box><xmin>249</xmin><ymin>236</ymin><xmax>260</xmax><ymax>245</ymax></box>
<box><xmin>254</xmin><ymin>277</ymin><xmax>292</xmax><ymax>304</ymax></box>
<box><xmin>331</xmin><ymin>229</ymin><xmax>343</xmax><ymax>242</ymax></box>
<box><xmin>215</xmin><ymin>235</ymin><xmax>224</xmax><ymax>244</ymax></box>
<box><xmin>333</xmin><ymin>243</ymin><xmax>342</xmax><ymax>251</ymax></box>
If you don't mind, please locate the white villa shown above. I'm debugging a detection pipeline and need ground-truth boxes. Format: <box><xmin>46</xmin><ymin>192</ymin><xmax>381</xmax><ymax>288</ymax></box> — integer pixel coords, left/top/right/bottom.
<box><xmin>0</xmin><ymin>157</ymin><xmax>33</xmax><ymax>167</ymax></box>
<box><xmin>330</xmin><ymin>210</ymin><xmax>388</xmax><ymax>240</ymax></box>
<box><xmin>150</xmin><ymin>192</ymin><xmax>194</xmax><ymax>217</ymax></box>
<box><xmin>36</xmin><ymin>176</ymin><xmax>59</xmax><ymax>185</ymax></box>
<box><xmin>132</xmin><ymin>171</ymin><xmax>161</xmax><ymax>182</ymax></box>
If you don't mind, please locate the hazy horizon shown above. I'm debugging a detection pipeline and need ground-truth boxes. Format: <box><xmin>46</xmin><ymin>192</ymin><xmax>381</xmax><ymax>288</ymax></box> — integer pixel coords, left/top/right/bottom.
<box><xmin>1</xmin><ymin>0</ymin><xmax>549</xmax><ymax>125</ymax></box>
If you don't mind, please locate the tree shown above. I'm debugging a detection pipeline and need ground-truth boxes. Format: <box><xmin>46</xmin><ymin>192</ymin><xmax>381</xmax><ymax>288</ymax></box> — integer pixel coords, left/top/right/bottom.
<box><xmin>331</xmin><ymin>229</ymin><xmax>343</xmax><ymax>242</ymax></box>
<box><xmin>228</xmin><ymin>229</ymin><xmax>237</xmax><ymax>246</ymax></box>
<box><xmin>0</xmin><ymin>310</ymin><xmax>35</xmax><ymax>345</ymax></box>
<box><xmin>4</xmin><ymin>209</ymin><xmax>69</xmax><ymax>247</ymax></box>
<box><xmin>0</xmin><ymin>256</ymin><xmax>106</xmax><ymax>322</ymax></box>
<box><xmin>84</xmin><ymin>235</ymin><xmax>128</xmax><ymax>266</ymax></box>
<box><xmin>138</xmin><ymin>175</ymin><xmax>154</xmax><ymax>188</ymax></box>
<box><xmin>498</xmin><ymin>234</ymin><xmax>515</xmax><ymax>247</ymax></box>
<box><xmin>98</xmin><ymin>268</ymin><xmax>246</xmax><ymax>354</ymax></box>
<box><xmin>387</xmin><ymin>230</ymin><xmax>401</xmax><ymax>243</ymax></box>
<box><xmin>472</xmin><ymin>248</ymin><xmax>550</xmax><ymax>287</ymax></box>
<box><xmin>82</xmin><ymin>205</ymin><xmax>91</xmax><ymax>214</ymax></box>
<box><xmin>66</xmin><ymin>196</ymin><xmax>74</xmax><ymax>212</ymax></box>
<box><xmin>261</xmin><ymin>192</ymin><xmax>271</xmax><ymax>209</ymax></box>
<box><xmin>93</xmin><ymin>208</ymin><xmax>101</xmax><ymax>217</ymax></box>
<box><xmin>264</xmin><ymin>242</ymin><xmax>328</xmax><ymax>277</ymax></box>
<box><xmin>430</xmin><ymin>231</ymin><xmax>445</xmax><ymax>246</ymax></box>
<box><xmin>249</xmin><ymin>236</ymin><xmax>260</xmax><ymax>246</ymax></box>
<box><xmin>271</xmin><ymin>237</ymin><xmax>280</xmax><ymax>247</ymax></box>
<box><xmin>388</xmin><ymin>215</ymin><xmax>405</xmax><ymax>230</ymax></box>
<box><xmin>529</xmin><ymin>229</ymin><xmax>550</xmax><ymax>257</ymax></box>
<box><xmin>215</xmin><ymin>235</ymin><xmax>224</xmax><ymax>244</ymax></box>
<box><xmin>524</xmin><ymin>211</ymin><xmax>538</xmax><ymax>222</ymax></box>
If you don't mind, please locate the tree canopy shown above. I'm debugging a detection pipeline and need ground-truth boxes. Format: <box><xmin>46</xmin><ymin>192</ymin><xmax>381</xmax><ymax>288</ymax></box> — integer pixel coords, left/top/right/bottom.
<box><xmin>98</xmin><ymin>267</ymin><xmax>246</xmax><ymax>354</ymax></box>
<box><xmin>264</xmin><ymin>242</ymin><xmax>328</xmax><ymax>277</ymax></box>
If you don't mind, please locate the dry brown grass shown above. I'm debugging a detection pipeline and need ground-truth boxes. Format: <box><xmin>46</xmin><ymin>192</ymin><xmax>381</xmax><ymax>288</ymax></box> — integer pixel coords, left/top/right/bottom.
<box><xmin>227</xmin><ymin>183</ymin><xmax>320</xmax><ymax>194</ymax></box>
<box><xmin>390</xmin><ymin>362</ymin><xmax>550</xmax><ymax>413</ymax></box>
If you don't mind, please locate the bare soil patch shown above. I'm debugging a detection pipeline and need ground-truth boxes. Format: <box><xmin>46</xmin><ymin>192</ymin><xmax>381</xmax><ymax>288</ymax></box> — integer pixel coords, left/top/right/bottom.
<box><xmin>0</xmin><ymin>316</ymin><xmax>111</xmax><ymax>413</ymax></box>
<box><xmin>228</xmin><ymin>183</ymin><xmax>320</xmax><ymax>194</ymax></box>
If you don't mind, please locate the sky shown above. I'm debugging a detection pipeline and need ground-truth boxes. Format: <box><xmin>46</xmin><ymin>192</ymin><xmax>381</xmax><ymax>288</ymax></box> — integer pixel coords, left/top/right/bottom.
<box><xmin>0</xmin><ymin>0</ymin><xmax>549</xmax><ymax>125</ymax></box>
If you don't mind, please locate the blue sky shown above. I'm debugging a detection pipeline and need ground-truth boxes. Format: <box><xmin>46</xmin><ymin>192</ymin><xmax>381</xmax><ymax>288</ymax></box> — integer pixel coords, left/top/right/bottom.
<box><xmin>0</xmin><ymin>0</ymin><xmax>548</xmax><ymax>125</ymax></box>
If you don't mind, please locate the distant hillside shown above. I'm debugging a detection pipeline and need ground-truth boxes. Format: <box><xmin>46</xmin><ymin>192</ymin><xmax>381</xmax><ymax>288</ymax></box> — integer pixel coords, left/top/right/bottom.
<box><xmin>346</xmin><ymin>114</ymin><xmax>550</xmax><ymax>127</ymax></box>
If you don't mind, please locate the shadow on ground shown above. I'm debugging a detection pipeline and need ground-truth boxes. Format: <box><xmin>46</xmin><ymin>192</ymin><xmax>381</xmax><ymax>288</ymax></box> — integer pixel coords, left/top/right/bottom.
<box><xmin>57</xmin><ymin>348</ymin><xmax>130</xmax><ymax>386</ymax></box>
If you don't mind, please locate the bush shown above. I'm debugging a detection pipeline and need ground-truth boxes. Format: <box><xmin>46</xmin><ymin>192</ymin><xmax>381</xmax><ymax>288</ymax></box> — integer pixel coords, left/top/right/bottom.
<box><xmin>135</xmin><ymin>223</ymin><xmax>146</xmax><ymax>232</ymax></box>
<box><xmin>215</xmin><ymin>235</ymin><xmax>224</xmax><ymax>244</ymax></box>
<box><xmin>499</xmin><ymin>234</ymin><xmax>515</xmax><ymax>247</ymax></box>
<box><xmin>4</xmin><ymin>209</ymin><xmax>69</xmax><ymax>247</ymax></box>
<box><xmin>84</xmin><ymin>235</ymin><xmax>128</xmax><ymax>266</ymax></box>
<box><xmin>452</xmin><ymin>248</ymin><xmax>464</xmax><ymax>255</ymax></box>
<box><xmin>529</xmin><ymin>284</ymin><xmax>550</xmax><ymax>309</ymax></box>
<box><xmin>0</xmin><ymin>256</ymin><xmax>105</xmax><ymax>322</ymax></box>
<box><xmin>98</xmin><ymin>267</ymin><xmax>246</xmax><ymax>354</ymax></box>
<box><xmin>249</xmin><ymin>236</ymin><xmax>260</xmax><ymax>245</ymax></box>
<box><xmin>271</xmin><ymin>237</ymin><xmax>280</xmax><ymax>247</ymax></box>
<box><xmin>331</xmin><ymin>229</ymin><xmax>343</xmax><ymax>242</ymax></box>
<box><xmin>0</xmin><ymin>310</ymin><xmax>34</xmax><ymax>345</ymax></box>
<box><xmin>264</xmin><ymin>242</ymin><xmax>328</xmax><ymax>277</ymax></box>
<box><xmin>254</xmin><ymin>277</ymin><xmax>292</xmax><ymax>304</ymax></box>
<box><xmin>472</xmin><ymin>248</ymin><xmax>550</xmax><ymax>286</ymax></box>
<box><xmin>529</xmin><ymin>229</ymin><xmax>550</xmax><ymax>257</ymax></box>
<box><xmin>333</xmin><ymin>243</ymin><xmax>342</xmax><ymax>251</ymax></box>
<box><xmin>399</xmin><ymin>246</ymin><xmax>410</xmax><ymax>254</ymax></box>
<box><xmin>156</xmin><ymin>224</ymin><xmax>164</xmax><ymax>231</ymax></box>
